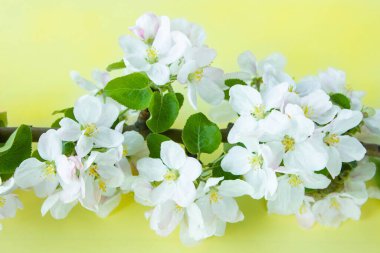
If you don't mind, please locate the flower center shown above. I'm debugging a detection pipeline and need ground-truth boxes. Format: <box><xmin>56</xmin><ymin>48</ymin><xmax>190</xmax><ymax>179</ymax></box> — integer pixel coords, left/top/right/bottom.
<box><xmin>164</xmin><ymin>169</ymin><xmax>179</xmax><ymax>181</ymax></box>
<box><xmin>83</xmin><ymin>124</ymin><xmax>97</xmax><ymax>137</ymax></box>
<box><xmin>209</xmin><ymin>189</ymin><xmax>221</xmax><ymax>203</ymax></box>
<box><xmin>302</xmin><ymin>105</ymin><xmax>313</xmax><ymax>118</ymax></box>
<box><xmin>249</xmin><ymin>154</ymin><xmax>264</xmax><ymax>170</ymax></box>
<box><xmin>288</xmin><ymin>175</ymin><xmax>302</xmax><ymax>187</ymax></box>
<box><xmin>146</xmin><ymin>47</ymin><xmax>159</xmax><ymax>64</ymax></box>
<box><xmin>88</xmin><ymin>164</ymin><xmax>100</xmax><ymax>178</ymax></box>
<box><xmin>252</xmin><ymin>105</ymin><xmax>266</xmax><ymax>119</ymax></box>
<box><xmin>330</xmin><ymin>198</ymin><xmax>340</xmax><ymax>210</ymax></box>
<box><xmin>123</xmin><ymin>145</ymin><xmax>129</xmax><ymax>157</ymax></box>
<box><xmin>324</xmin><ymin>133</ymin><xmax>340</xmax><ymax>146</ymax></box>
<box><xmin>44</xmin><ymin>162</ymin><xmax>56</xmax><ymax>177</ymax></box>
<box><xmin>189</xmin><ymin>68</ymin><xmax>204</xmax><ymax>82</ymax></box>
<box><xmin>175</xmin><ymin>204</ymin><xmax>184</xmax><ymax>212</ymax></box>
<box><xmin>282</xmin><ymin>135</ymin><xmax>295</xmax><ymax>152</ymax></box>
<box><xmin>98</xmin><ymin>180</ymin><xmax>107</xmax><ymax>192</ymax></box>
<box><xmin>0</xmin><ymin>196</ymin><xmax>6</xmax><ymax>208</ymax></box>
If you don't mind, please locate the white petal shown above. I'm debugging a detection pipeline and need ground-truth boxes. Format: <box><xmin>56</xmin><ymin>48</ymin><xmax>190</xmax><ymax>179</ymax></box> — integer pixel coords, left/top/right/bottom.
<box><xmin>179</xmin><ymin>157</ymin><xmax>202</xmax><ymax>182</ymax></box>
<box><xmin>187</xmin><ymin>84</ymin><xmax>198</xmax><ymax>110</ymax></box>
<box><xmin>136</xmin><ymin>158</ymin><xmax>167</xmax><ymax>182</ymax></box>
<box><xmin>160</xmin><ymin>141</ymin><xmax>186</xmax><ymax>169</ymax></box>
<box><xmin>177</xmin><ymin>61</ymin><xmax>197</xmax><ymax>83</ymax></box>
<box><xmin>96</xmin><ymin>102</ymin><xmax>119</xmax><ymax>128</ymax></box>
<box><xmin>123</xmin><ymin>131</ymin><xmax>145</xmax><ymax>156</ymax></box>
<box><xmin>152</xmin><ymin>16</ymin><xmax>171</xmax><ymax>54</ymax></box>
<box><xmin>197</xmin><ymin>78</ymin><xmax>224</xmax><ymax>106</ymax></box>
<box><xmin>218</xmin><ymin>179</ymin><xmax>253</xmax><ymax>197</ymax></box>
<box><xmin>326</xmin><ymin>146</ymin><xmax>342</xmax><ymax>178</ymax></box>
<box><xmin>14</xmin><ymin>158</ymin><xmax>45</xmax><ymax>188</ymax></box>
<box><xmin>34</xmin><ymin>178</ymin><xmax>59</xmax><ymax>198</ymax></box>
<box><xmin>147</xmin><ymin>63</ymin><xmax>170</xmax><ymax>85</ymax></box>
<box><xmin>97</xmin><ymin>193</ymin><xmax>122</xmax><ymax>218</ymax></box>
<box><xmin>212</xmin><ymin>197</ymin><xmax>243</xmax><ymax>223</ymax></box>
<box><xmin>350</xmin><ymin>161</ymin><xmax>376</xmax><ymax>182</ymax></box>
<box><xmin>75</xmin><ymin>135</ymin><xmax>94</xmax><ymax>158</ymax></box>
<box><xmin>237</xmin><ymin>51</ymin><xmax>257</xmax><ymax>75</ymax></box>
<box><xmin>38</xmin><ymin>129</ymin><xmax>62</xmax><ymax>161</ymax></box>
<box><xmin>221</xmin><ymin>146</ymin><xmax>252</xmax><ymax>175</ymax></box>
<box><xmin>74</xmin><ymin>95</ymin><xmax>102</xmax><ymax>124</ymax></box>
<box><xmin>229</xmin><ymin>85</ymin><xmax>262</xmax><ymax>115</ymax></box>
<box><xmin>174</xmin><ymin>180</ymin><xmax>197</xmax><ymax>207</ymax></box>
<box><xmin>98</xmin><ymin>165</ymin><xmax>124</xmax><ymax>188</ymax></box>
<box><xmin>301</xmin><ymin>171</ymin><xmax>331</xmax><ymax>189</ymax></box>
<box><xmin>119</xmin><ymin>35</ymin><xmax>148</xmax><ymax>55</ymax></box>
<box><xmin>336</xmin><ymin>136</ymin><xmax>366</xmax><ymax>162</ymax></box>
<box><xmin>93</xmin><ymin>127</ymin><xmax>124</xmax><ymax>148</ymax></box>
<box><xmin>149</xmin><ymin>201</ymin><xmax>183</xmax><ymax>236</ymax></box>
<box><xmin>227</xmin><ymin>115</ymin><xmax>259</xmax><ymax>150</ymax></box>
<box><xmin>57</xmin><ymin>118</ymin><xmax>81</xmax><ymax>142</ymax></box>
<box><xmin>330</xmin><ymin>109</ymin><xmax>363</xmax><ymax>135</ymax></box>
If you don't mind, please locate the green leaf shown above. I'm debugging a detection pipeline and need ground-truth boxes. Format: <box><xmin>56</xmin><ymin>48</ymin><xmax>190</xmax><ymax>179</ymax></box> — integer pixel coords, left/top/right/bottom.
<box><xmin>63</xmin><ymin>142</ymin><xmax>76</xmax><ymax>156</ymax></box>
<box><xmin>104</xmin><ymin>73</ymin><xmax>153</xmax><ymax>110</ymax></box>
<box><xmin>0</xmin><ymin>112</ymin><xmax>8</xmax><ymax>127</ymax></box>
<box><xmin>330</xmin><ymin>93</ymin><xmax>351</xmax><ymax>109</ymax></box>
<box><xmin>146</xmin><ymin>133</ymin><xmax>170</xmax><ymax>158</ymax></box>
<box><xmin>51</xmin><ymin>117</ymin><xmax>63</xmax><ymax>128</ymax></box>
<box><xmin>0</xmin><ymin>125</ymin><xmax>32</xmax><ymax>181</ymax></box>
<box><xmin>106</xmin><ymin>60</ymin><xmax>126</xmax><ymax>72</ymax></box>
<box><xmin>146</xmin><ymin>92</ymin><xmax>179</xmax><ymax>133</ymax></box>
<box><xmin>369</xmin><ymin>157</ymin><xmax>380</xmax><ymax>188</ymax></box>
<box><xmin>182</xmin><ymin>113</ymin><xmax>222</xmax><ymax>154</ymax></box>
<box><xmin>52</xmin><ymin>107</ymin><xmax>75</xmax><ymax>120</ymax></box>
<box><xmin>175</xmin><ymin>93</ymin><xmax>184</xmax><ymax>109</ymax></box>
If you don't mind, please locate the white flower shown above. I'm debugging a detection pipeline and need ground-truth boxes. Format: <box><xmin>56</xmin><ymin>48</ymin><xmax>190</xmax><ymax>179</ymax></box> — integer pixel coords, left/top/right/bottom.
<box><xmin>343</xmin><ymin>159</ymin><xmax>375</xmax><ymax>205</ymax></box>
<box><xmin>318</xmin><ymin>109</ymin><xmax>366</xmax><ymax>178</ymax></box>
<box><xmin>80</xmin><ymin>148</ymin><xmax>124</xmax><ymax>211</ymax></box>
<box><xmin>270</xmin><ymin>104</ymin><xmax>328</xmax><ymax>171</ymax></box>
<box><xmin>296</xmin><ymin>196</ymin><xmax>315</xmax><ymax>229</ymax></box>
<box><xmin>41</xmin><ymin>191</ymin><xmax>77</xmax><ymax>219</ymax></box>
<box><xmin>312</xmin><ymin>193</ymin><xmax>361</xmax><ymax>227</ymax></box>
<box><xmin>267</xmin><ymin>168</ymin><xmax>330</xmax><ymax>215</ymax></box>
<box><xmin>297</xmin><ymin>89</ymin><xmax>338</xmax><ymax>124</ymax></box>
<box><xmin>14</xmin><ymin>129</ymin><xmax>62</xmax><ymax>197</ymax></box>
<box><xmin>146</xmin><ymin>200</ymin><xmax>206</xmax><ymax>245</ymax></box>
<box><xmin>208</xmin><ymin>101</ymin><xmax>237</xmax><ymax>123</ymax></box>
<box><xmin>227</xmin><ymin>84</ymin><xmax>289</xmax><ymax>145</ymax></box>
<box><xmin>70</xmin><ymin>69</ymin><xmax>110</xmax><ymax>95</ymax></box>
<box><xmin>136</xmin><ymin>141</ymin><xmax>201</xmax><ymax>207</ymax></box>
<box><xmin>57</xmin><ymin>95</ymin><xmax>124</xmax><ymax>157</ymax></box>
<box><xmin>171</xmin><ymin>18</ymin><xmax>206</xmax><ymax>47</ymax></box>
<box><xmin>229</xmin><ymin>51</ymin><xmax>292</xmax><ymax>88</ymax></box>
<box><xmin>120</xmin><ymin>16</ymin><xmax>190</xmax><ymax>85</ymax></box>
<box><xmin>0</xmin><ymin>178</ymin><xmax>23</xmax><ymax>223</ymax></box>
<box><xmin>130</xmin><ymin>13</ymin><xmax>160</xmax><ymax>42</ymax></box>
<box><xmin>177</xmin><ymin>47</ymin><xmax>225</xmax><ymax>109</ymax></box>
<box><xmin>195</xmin><ymin>178</ymin><xmax>252</xmax><ymax>237</ymax></box>
<box><xmin>221</xmin><ymin>143</ymin><xmax>280</xmax><ymax>199</ymax></box>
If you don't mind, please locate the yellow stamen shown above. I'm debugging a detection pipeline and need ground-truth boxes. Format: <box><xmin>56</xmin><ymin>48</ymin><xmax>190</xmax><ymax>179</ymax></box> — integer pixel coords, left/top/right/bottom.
<box><xmin>83</xmin><ymin>124</ymin><xmax>97</xmax><ymax>137</ymax></box>
<box><xmin>302</xmin><ymin>105</ymin><xmax>313</xmax><ymax>118</ymax></box>
<box><xmin>44</xmin><ymin>163</ymin><xmax>56</xmax><ymax>177</ymax></box>
<box><xmin>175</xmin><ymin>204</ymin><xmax>184</xmax><ymax>212</ymax></box>
<box><xmin>252</xmin><ymin>105</ymin><xmax>266</xmax><ymax>119</ymax></box>
<box><xmin>330</xmin><ymin>198</ymin><xmax>340</xmax><ymax>209</ymax></box>
<box><xmin>249</xmin><ymin>154</ymin><xmax>264</xmax><ymax>170</ymax></box>
<box><xmin>282</xmin><ymin>135</ymin><xmax>295</xmax><ymax>152</ymax></box>
<box><xmin>146</xmin><ymin>47</ymin><xmax>159</xmax><ymax>64</ymax></box>
<box><xmin>288</xmin><ymin>175</ymin><xmax>302</xmax><ymax>187</ymax></box>
<box><xmin>98</xmin><ymin>180</ymin><xmax>107</xmax><ymax>192</ymax></box>
<box><xmin>189</xmin><ymin>68</ymin><xmax>204</xmax><ymax>82</ymax></box>
<box><xmin>164</xmin><ymin>170</ymin><xmax>179</xmax><ymax>181</ymax></box>
<box><xmin>324</xmin><ymin>133</ymin><xmax>340</xmax><ymax>146</ymax></box>
<box><xmin>122</xmin><ymin>145</ymin><xmax>129</xmax><ymax>157</ymax></box>
<box><xmin>209</xmin><ymin>189</ymin><xmax>221</xmax><ymax>203</ymax></box>
<box><xmin>88</xmin><ymin>165</ymin><xmax>100</xmax><ymax>178</ymax></box>
<box><xmin>0</xmin><ymin>196</ymin><xmax>6</xmax><ymax>208</ymax></box>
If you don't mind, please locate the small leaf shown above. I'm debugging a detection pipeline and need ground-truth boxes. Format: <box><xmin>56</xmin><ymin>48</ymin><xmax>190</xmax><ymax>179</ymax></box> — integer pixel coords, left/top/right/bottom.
<box><xmin>106</xmin><ymin>60</ymin><xmax>126</xmax><ymax>72</ymax></box>
<box><xmin>330</xmin><ymin>93</ymin><xmax>351</xmax><ymax>109</ymax></box>
<box><xmin>175</xmin><ymin>93</ymin><xmax>184</xmax><ymax>109</ymax></box>
<box><xmin>63</xmin><ymin>142</ymin><xmax>75</xmax><ymax>156</ymax></box>
<box><xmin>51</xmin><ymin>117</ymin><xmax>63</xmax><ymax>128</ymax></box>
<box><xmin>146</xmin><ymin>133</ymin><xmax>170</xmax><ymax>158</ymax></box>
<box><xmin>52</xmin><ymin>107</ymin><xmax>75</xmax><ymax>120</ymax></box>
<box><xmin>182</xmin><ymin>113</ymin><xmax>222</xmax><ymax>154</ymax></box>
<box><xmin>369</xmin><ymin>157</ymin><xmax>380</xmax><ymax>188</ymax></box>
<box><xmin>146</xmin><ymin>92</ymin><xmax>179</xmax><ymax>133</ymax></box>
<box><xmin>0</xmin><ymin>125</ymin><xmax>32</xmax><ymax>181</ymax></box>
<box><xmin>0</xmin><ymin>112</ymin><xmax>8</xmax><ymax>127</ymax></box>
<box><xmin>104</xmin><ymin>73</ymin><xmax>153</xmax><ymax>110</ymax></box>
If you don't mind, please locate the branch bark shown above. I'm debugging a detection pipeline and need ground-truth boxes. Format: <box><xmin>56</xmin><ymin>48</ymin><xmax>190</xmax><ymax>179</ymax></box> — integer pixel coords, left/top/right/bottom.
<box><xmin>0</xmin><ymin>111</ymin><xmax>379</xmax><ymax>157</ymax></box>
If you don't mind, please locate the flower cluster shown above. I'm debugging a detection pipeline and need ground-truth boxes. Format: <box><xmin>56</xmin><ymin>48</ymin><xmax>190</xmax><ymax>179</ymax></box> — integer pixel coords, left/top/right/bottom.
<box><xmin>1</xmin><ymin>12</ymin><xmax>380</xmax><ymax>245</ymax></box>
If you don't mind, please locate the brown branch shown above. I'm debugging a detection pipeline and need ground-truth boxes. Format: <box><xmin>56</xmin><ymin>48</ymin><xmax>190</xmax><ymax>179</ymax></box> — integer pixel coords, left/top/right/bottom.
<box><xmin>0</xmin><ymin>111</ymin><xmax>379</xmax><ymax>157</ymax></box>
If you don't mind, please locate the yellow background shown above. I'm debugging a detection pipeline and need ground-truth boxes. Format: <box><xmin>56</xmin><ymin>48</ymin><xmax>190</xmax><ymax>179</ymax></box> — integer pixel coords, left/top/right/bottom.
<box><xmin>1</xmin><ymin>0</ymin><xmax>380</xmax><ymax>252</ymax></box>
